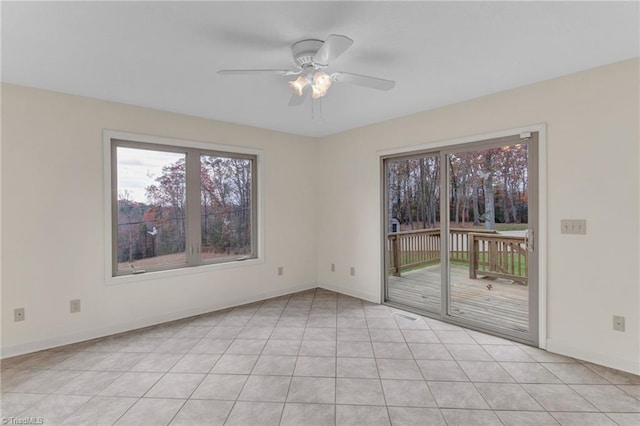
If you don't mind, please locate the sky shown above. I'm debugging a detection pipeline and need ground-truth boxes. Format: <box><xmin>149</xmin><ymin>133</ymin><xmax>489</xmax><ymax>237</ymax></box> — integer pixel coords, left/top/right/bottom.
<box><xmin>117</xmin><ymin>147</ymin><xmax>184</xmax><ymax>203</ymax></box>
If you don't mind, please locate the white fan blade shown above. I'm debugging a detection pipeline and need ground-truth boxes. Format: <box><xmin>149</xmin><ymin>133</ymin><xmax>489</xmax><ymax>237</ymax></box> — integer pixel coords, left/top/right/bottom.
<box><xmin>333</xmin><ymin>72</ymin><xmax>395</xmax><ymax>90</ymax></box>
<box><xmin>313</xmin><ymin>34</ymin><xmax>353</xmax><ymax>66</ymax></box>
<box><xmin>218</xmin><ymin>69</ymin><xmax>299</xmax><ymax>76</ymax></box>
<box><xmin>288</xmin><ymin>87</ymin><xmax>308</xmax><ymax>106</ymax></box>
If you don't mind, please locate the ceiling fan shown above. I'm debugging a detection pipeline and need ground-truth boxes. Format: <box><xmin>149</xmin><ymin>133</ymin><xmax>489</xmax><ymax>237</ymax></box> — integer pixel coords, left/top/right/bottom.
<box><xmin>218</xmin><ymin>34</ymin><xmax>396</xmax><ymax>106</ymax></box>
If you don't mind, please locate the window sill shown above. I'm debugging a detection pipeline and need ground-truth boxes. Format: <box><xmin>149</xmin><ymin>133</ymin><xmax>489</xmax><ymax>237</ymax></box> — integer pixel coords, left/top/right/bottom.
<box><xmin>106</xmin><ymin>257</ymin><xmax>264</xmax><ymax>286</ymax></box>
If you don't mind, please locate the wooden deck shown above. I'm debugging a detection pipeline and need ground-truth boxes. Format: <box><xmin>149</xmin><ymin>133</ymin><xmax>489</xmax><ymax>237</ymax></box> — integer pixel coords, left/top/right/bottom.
<box><xmin>387</xmin><ymin>264</ymin><xmax>529</xmax><ymax>333</ymax></box>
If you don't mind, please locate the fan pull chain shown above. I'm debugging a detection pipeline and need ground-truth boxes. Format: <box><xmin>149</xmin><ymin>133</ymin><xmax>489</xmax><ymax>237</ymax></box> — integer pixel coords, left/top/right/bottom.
<box><xmin>311</xmin><ymin>98</ymin><xmax>324</xmax><ymax>123</ymax></box>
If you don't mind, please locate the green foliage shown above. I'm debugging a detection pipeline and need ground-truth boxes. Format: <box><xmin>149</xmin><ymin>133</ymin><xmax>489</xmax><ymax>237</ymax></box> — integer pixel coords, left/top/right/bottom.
<box><xmin>481</xmin><ymin>223</ymin><xmax>528</xmax><ymax>232</ymax></box>
<box><xmin>391</xmin><ymin>249</ymin><xmax>527</xmax><ymax>277</ymax></box>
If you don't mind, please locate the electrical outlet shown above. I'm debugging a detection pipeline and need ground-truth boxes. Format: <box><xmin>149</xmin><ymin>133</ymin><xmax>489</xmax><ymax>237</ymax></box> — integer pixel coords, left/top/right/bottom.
<box><xmin>561</xmin><ymin>219</ymin><xmax>587</xmax><ymax>235</ymax></box>
<box><xmin>613</xmin><ymin>315</ymin><xmax>625</xmax><ymax>332</ymax></box>
<box><xmin>331</xmin><ymin>263</ymin><xmax>335</xmax><ymax>272</ymax></box>
<box><xmin>14</xmin><ymin>308</ymin><xmax>25</xmax><ymax>322</ymax></box>
<box><xmin>277</xmin><ymin>266</ymin><xmax>283</xmax><ymax>276</ymax></box>
<box><xmin>70</xmin><ymin>299</ymin><xmax>81</xmax><ymax>314</ymax></box>
<box><xmin>350</xmin><ymin>267</ymin><xmax>355</xmax><ymax>277</ymax></box>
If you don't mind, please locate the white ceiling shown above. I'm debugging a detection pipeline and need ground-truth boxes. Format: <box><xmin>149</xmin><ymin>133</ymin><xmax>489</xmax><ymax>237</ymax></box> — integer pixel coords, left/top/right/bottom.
<box><xmin>2</xmin><ymin>1</ymin><xmax>638</xmax><ymax>137</ymax></box>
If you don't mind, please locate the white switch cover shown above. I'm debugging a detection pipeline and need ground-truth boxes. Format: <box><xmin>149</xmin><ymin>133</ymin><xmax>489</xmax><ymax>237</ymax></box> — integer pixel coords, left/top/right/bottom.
<box><xmin>561</xmin><ymin>219</ymin><xmax>587</xmax><ymax>235</ymax></box>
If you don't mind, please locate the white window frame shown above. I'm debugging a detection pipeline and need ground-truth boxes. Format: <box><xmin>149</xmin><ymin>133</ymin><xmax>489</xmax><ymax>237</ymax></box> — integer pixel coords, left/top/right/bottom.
<box><xmin>103</xmin><ymin>130</ymin><xmax>264</xmax><ymax>285</ymax></box>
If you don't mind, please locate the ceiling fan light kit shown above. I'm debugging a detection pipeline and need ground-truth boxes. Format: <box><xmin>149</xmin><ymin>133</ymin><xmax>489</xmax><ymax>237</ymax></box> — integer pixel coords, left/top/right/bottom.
<box><xmin>289</xmin><ymin>75</ymin><xmax>307</xmax><ymax>96</ymax></box>
<box><xmin>311</xmin><ymin>72</ymin><xmax>332</xmax><ymax>98</ymax></box>
<box><xmin>289</xmin><ymin>71</ymin><xmax>333</xmax><ymax>99</ymax></box>
<box><xmin>218</xmin><ymin>34</ymin><xmax>395</xmax><ymax>106</ymax></box>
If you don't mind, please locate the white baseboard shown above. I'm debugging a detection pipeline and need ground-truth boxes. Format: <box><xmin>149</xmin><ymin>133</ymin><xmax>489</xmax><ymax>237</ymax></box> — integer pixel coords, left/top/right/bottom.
<box><xmin>318</xmin><ymin>282</ymin><xmax>381</xmax><ymax>304</ymax></box>
<box><xmin>546</xmin><ymin>338</ymin><xmax>640</xmax><ymax>375</ymax></box>
<box><xmin>1</xmin><ymin>282</ymin><xmax>317</xmax><ymax>359</ymax></box>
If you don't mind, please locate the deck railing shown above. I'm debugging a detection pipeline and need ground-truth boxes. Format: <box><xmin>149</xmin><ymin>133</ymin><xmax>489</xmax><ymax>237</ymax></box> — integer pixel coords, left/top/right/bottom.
<box><xmin>387</xmin><ymin>228</ymin><xmax>527</xmax><ymax>284</ymax></box>
<box><xmin>469</xmin><ymin>233</ymin><xmax>528</xmax><ymax>284</ymax></box>
<box><xmin>387</xmin><ymin>229</ymin><xmax>441</xmax><ymax>273</ymax></box>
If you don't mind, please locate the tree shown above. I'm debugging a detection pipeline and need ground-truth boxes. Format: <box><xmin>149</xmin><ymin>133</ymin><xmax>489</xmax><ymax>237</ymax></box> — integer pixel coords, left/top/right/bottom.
<box><xmin>386</xmin><ymin>144</ymin><xmax>527</xmax><ymax>232</ymax></box>
<box><xmin>481</xmin><ymin>150</ymin><xmax>496</xmax><ymax>230</ymax></box>
<box><xmin>117</xmin><ymin>190</ymin><xmax>149</xmax><ymax>263</ymax></box>
<box><xmin>145</xmin><ymin>158</ymin><xmax>186</xmax><ymax>255</ymax></box>
<box><xmin>200</xmin><ymin>156</ymin><xmax>252</xmax><ymax>254</ymax></box>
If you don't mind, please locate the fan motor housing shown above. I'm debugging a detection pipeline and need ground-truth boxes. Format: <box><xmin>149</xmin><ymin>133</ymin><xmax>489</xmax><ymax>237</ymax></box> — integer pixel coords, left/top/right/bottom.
<box><xmin>291</xmin><ymin>39</ymin><xmax>323</xmax><ymax>68</ymax></box>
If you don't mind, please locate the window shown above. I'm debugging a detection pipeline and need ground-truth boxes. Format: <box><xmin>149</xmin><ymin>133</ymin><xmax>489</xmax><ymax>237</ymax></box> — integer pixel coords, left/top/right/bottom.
<box><xmin>111</xmin><ymin>138</ymin><xmax>257</xmax><ymax>276</ymax></box>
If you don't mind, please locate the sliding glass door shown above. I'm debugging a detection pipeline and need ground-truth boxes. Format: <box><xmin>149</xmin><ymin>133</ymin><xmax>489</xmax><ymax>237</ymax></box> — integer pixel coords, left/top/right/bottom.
<box><xmin>385</xmin><ymin>154</ymin><xmax>442</xmax><ymax>314</ymax></box>
<box><xmin>383</xmin><ymin>133</ymin><xmax>538</xmax><ymax>345</ymax></box>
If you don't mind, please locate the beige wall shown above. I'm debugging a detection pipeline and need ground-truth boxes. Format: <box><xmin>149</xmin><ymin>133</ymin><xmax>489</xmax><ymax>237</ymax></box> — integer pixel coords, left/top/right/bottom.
<box><xmin>1</xmin><ymin>84</ymin><xmax>318</xmax><ymax>356</ymax></box>
<box><xmin>2</xmin><ymin>58</ymin><xmax>639</xmax><ymax>374</ymax></box>
<box><xmin>317</xmin><ymin>58</ymin><xmax>640</xmax><ymax>374</ymax></box>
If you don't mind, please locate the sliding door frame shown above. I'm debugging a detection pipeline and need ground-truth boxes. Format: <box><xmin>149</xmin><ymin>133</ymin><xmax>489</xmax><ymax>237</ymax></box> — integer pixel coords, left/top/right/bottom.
<box><xmin>382</xmin><ymin>151</ymin><xmax>443</xmax><ymax>315</ymax></box>
<box><xmin>380</xmin><ymin>125</ymin><xmax>546</xmax><ymax>348</ymax></box>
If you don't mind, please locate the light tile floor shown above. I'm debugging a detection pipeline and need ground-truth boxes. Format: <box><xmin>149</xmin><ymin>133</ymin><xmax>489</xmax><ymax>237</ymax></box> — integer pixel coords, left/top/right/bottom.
<box><xmin>2</xmin><ymin>288</ymin><xmax>639</xmax><ymax>425</ymax></box>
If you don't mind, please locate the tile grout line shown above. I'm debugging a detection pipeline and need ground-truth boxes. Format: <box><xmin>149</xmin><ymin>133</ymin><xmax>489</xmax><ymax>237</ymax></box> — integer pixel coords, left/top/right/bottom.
<box><xmin>396</xmin><ymin>312</ymin><xmax>449</xmax><ymax>424</ymax></box>
<box><xmin>377</xmin><ymin>305</ymin><xmax>398</xmax><ymax>425</ymax></box>
<box><xmin>276</xmin><ymin>290</ymin><xmax>309</xmax><ymax>426</ymax></box>
<box><xmin>3</xmin><ymin>288</ymin><xmax>640</xmax><ymax>425</ymax></box>
<box><xmin>221</xmin><ymin>295</ymin><xmax>287</xmax><ymax>425</ymax></box>
<box><xmin>108</xmin><ymin>310</ymin><xmax>227</xmax><ymax>423</ymax></box>
<box><xmin>445</xmin><ymin>328</ymin><xmax>508</xmax><ymax>416</ymax></box>
<box><xmin>109</xmin><ymin>314</ymin><xmax>220</xmax><ymax>425</ymax></box>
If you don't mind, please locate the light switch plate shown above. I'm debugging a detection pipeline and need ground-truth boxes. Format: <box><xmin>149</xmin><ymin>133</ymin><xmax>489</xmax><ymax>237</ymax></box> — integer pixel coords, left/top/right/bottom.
<box><xmin>561</xmin><ymin>219</ymin><xmax>587</xmax><ymax>235</ymax></box>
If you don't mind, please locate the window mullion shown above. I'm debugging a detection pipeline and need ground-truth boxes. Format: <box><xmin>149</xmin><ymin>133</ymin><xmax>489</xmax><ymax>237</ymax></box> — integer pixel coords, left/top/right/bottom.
<box><xmin>185</xmin><ymin>149</ymin><xmax>202</xmax><ymax>266</ymax></box>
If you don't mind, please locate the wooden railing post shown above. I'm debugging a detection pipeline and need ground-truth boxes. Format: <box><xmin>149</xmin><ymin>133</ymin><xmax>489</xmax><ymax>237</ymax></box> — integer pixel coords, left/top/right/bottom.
<box><xmin>469</xmin><ymin>234</ymin><xmax>477</xmax><ymax>279</ymax></box>
<box><xmin>390</xmin><ymin>234</ymin><xmax>400</xmax><ymax>277</ymax></box>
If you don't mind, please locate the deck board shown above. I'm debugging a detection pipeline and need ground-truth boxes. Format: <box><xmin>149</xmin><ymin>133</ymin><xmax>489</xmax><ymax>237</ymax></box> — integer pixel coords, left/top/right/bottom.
<box><xmin>387</xmin><ymin>264</ymin><xmax>529</xmax><ymax>333</ymax></box>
